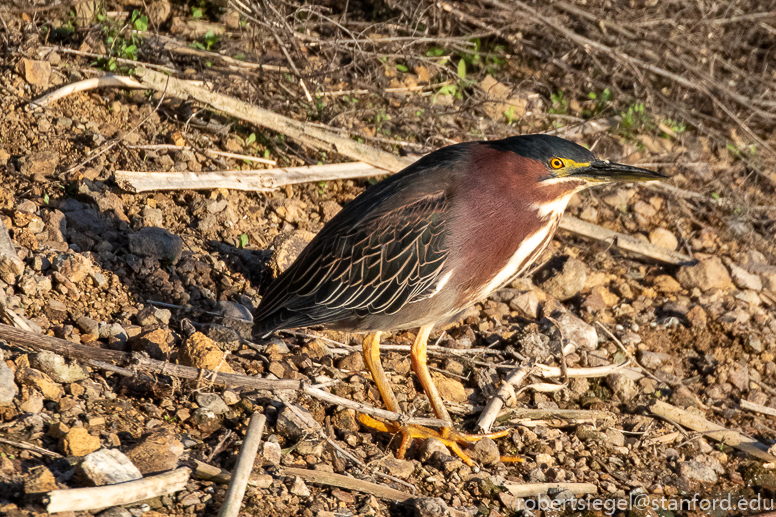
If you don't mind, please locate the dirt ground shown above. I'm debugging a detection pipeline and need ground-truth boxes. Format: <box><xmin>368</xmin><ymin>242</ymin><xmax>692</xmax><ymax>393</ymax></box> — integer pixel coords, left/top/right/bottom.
<box><xmin>0</xmin><ymin>1</ymin><xmax>775</xmax><ymax>516</ymax></box>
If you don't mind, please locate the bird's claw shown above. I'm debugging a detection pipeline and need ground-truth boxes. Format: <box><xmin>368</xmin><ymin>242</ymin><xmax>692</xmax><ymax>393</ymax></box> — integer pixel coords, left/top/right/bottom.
<box><xmin>358</xmin><ymin>414</ymin><xmax>520</xmax><ymax>466</ymax></box>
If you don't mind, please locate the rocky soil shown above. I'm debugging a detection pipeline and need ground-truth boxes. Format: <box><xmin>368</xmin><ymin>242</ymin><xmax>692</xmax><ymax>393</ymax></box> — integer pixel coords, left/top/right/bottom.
<box><xmin>0</xmin><ymin>1</ymin><xmax>775</xmax><ymax>517</ymax></box>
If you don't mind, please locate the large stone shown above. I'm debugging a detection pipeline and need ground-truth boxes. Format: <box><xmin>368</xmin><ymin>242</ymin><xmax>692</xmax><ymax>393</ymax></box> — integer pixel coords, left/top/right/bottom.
<box><xmin>676</xmin><ymin>257</ymin><xmax>732</xmax><ymax>291</ymax></box>
<box><xmin>24</xmin><ymin>465</ymin><xmax>58</xmax><ymax>495</ymax></box>
<box><xmin>126</xmin><ymin>428</ymin><xmax>184</xmax><ymax>474</ymax></box>
<box><xmin>81</xmin><ymin>449</ymin><xmax>142</xmax><ymax>485</ymax></box>
<box><xmin>470</xmin><ymin>437</ymin><xmax>500</xmax><ymax>466</ymax></box>
<box><xmin>17</xmin><ymin>58</ymin><xmax>52</xmax><ymax>89</ymax></box>
<box><xmin>17</xmin><ymin>368</ymin><xmax>64</xmax><ymax>401</ymax></box>
<box><xmin>678</xmin><ymin>460</ymin><xmax>717</xmax><ymax>484</ymax></box>
<box><xmin>128</xmin><ymin>227</ymin><xmax>184</xmax><ymax>264</ymax></box>
<box><xmin>276</xmin><ymin>404</ymin><xmax>321</xmax><ymax>440</ymax></box>
<box><xmin>51</xmin><ymin>253</ymin><xmax>94</xmax><ymax>283</ymax></box>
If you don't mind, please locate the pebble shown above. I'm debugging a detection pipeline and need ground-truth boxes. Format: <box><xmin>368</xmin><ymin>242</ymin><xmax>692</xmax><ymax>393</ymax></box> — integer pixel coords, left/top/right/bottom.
<box><xmin>407</xmin><ymin>497</ymin><xmax>452</xmax><ymax>517</ymax></box>
<box><xmin>0</xmin><ymin>219</ymin><xmax>25</xmax><ymax>284</ymax></box>
<box><xmin>335</xmin><ymin>352</ymin><xmax>364</xmax><ymax>372</ymax></box>
<box><xmin>60</xmin><ymin>427</ymin><xmax>101</xmax><ymax>456</ymax></box>
<box><xmin>260</xmin><ymin>441</ymin><xmax>282</xmax><ymax>467</ymax></box>
<box><xmin>538</xmin><ymin>257</ymin><xmax>587</xmax><ymax>301</ymax></box>
<box><xmin>128</xmin><ymin>227</ymin><xmax>184</xmax><ymax>264</ymax></box>
<box><xmin>678</xmin><ymin>460</ymin><xmax>717</xmax><ymax>484</ymax></box>
<box><xmin>419</xmin><ymin>438</ymin><xmax>451</xmax><ymax>463</ymax></box>
<box><xmin>178</xmin><ymin>332</ymin><xmax>234</xmax><ymax>373</ymax></box>
<box><xmin>269</xmin><ymin>230</ymin><xmax>316</xmax><ymax>277</ymax></box>
<box><xmin>509</xmin><ymin>290</ymin><xmax>539</xmax><ymax>319</ymax></box>
<box><xmin>24</xmin><ymin>465</ymin><xmax>58</xmax><ymax>494</ymax></box>
<box><xmin>431</xmin><ymin>372</ymin><xmax>467</xmax><ymax>403</ymax></box>
<box><xmin>470</xmin><ymin>438</ymin><xmax>500</xmax><ymax>466</ymax></box>
<box><xmin>378</xmin><ymin>456</ymin><xmax>415</xmax><ymax>479</ymax></box>
<box><xmin>30</xmin><ymin>351</ymin><xmax>88</xmax><ymax>383</ymax></box>
<box><xmin>676</xmin><ymin>257</ymin><xmax>732</xmax><ymax>291</ymax></box>
<box><xmin>195</xmin><ymin>393</ymin><xmax>229</xmax><ymax>415</ymax></box>
<box><xmin>649</xmin><ymin>228</ymin><xmax>678</xmax><ymax>250</ymax></box>
<box><xmin>276</xmin><ymin>404</ymin><xmax>321</xmax><ymax>440</ymax></box>
<box><xmin>17</xmin><ymin>58</ymin><xmax>51</xmax><ymax>89</ymax></box>
<box><xmin>126</xmin><ymin>428</ymin><xmax>184</xmax><ymax>474</ymax></box>
<box><xmin>729</xmin><ymin>263</ymin><xmax>762</xmax><ymax>291</ymax></box>
<box><xmin>17</xmin><ymin>367</ymin><xmax>64</xmax><ymax>401</ymax></box>
<box><xmin>543</xmin><ymin>299</ymin><xmax>598</xmax><ymax>350</ymax></box>
<box><xmin>0</xmin><ymin>350</ymin><xmax>18</xmax><ymax>406</ymax></box>
<box><xmin>606</xmin><ymin>373</ymin><xmax>638</xmax><ymax>402</ymax></box>
<box><xmin>637</xmin><ymin>351</ymin><xmax>672</xmax><ymax>370</ymax></box>
<box><xmin>189</xmin><ymin>408</ymin><xmax>221</xmax><ymax>436</ymax></box>
<box><xmin>80</xmin><ymin>449</ymin><xmax>142</xmax><ymax>485</ymax></box>
<box><xmin>51</xmin><ymin>253</ymin><xmax>94</xmax><ymax>283</ymax></box>
<box><xmin>136</xmin><ymin>305</ymin><xmax>172</xmax><ymax>326</ymax></box>
<box><xmin>289</xmin><ymin>476</ymin><xmax>311</xmax><ymax>497</ymax></box>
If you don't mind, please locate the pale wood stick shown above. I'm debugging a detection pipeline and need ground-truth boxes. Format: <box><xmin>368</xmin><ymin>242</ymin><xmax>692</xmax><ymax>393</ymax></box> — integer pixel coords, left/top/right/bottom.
<box><xmin>133</xmin><ymin>67</ymin><xmax>411</xmax><ymax>173</ymax></box>
<box><xmin>650</xmin><ymin>400</ymin><xmax>776</xmax><ymax>462</ymax></box>
<box><xmin>499</xmin><ymin>408</ymin><xmax>616</xmax><ymax>426</ymax></box>
<box><xmin>0</xmin><ymin>437</ymin><xmax>62</xmax><ymax>459</ymax></box>
<box><xmin>532</xmin><ymin>361</ymin><xmax>640</xmax><ymax>379</ymax></box>
<box><xmin>558</xmin><ymin>215</ymin><xmax>694</xmax><ymax>265</ymax></box>
<box><xmin>46</xmin><ymin>468</ymin><xmax>190</xmax><ymax>513</ymax></box>
<box><xmin>740</xmin><ymin>399</ymin><xmax>776</xmax><ymax>418</ymax></box>
<box><xmin>115</xmin><ymin>162</ymin><xmax>384</xmax><ymax>193</ymax></box>
<box><xmin>218</xmin><ymin>413</ymin><xmax>266</xmax><ymax>517</ymax></box>
<box><xmin>282</xmin><ymin>467</ymin><xmax>413</xmax><ymax>502</ymax></box>
<box><xmin>30</xmin><ymin>76</ymin><xmax>146</xmax><ymax>109</ymax></box>
<box><xmin>476</xmin><ymin>366</ymin><xmax>531</xmax><ymax>433</ymax></box>
<box><xmin>0</xmin><ymin>323</ymin><xmax>448</xmax><ymax>429</ymax></box>
<box><xmin>501</xmin><ymin>481</ymin><xmax>598</xmax><ymax>497</ymax></box>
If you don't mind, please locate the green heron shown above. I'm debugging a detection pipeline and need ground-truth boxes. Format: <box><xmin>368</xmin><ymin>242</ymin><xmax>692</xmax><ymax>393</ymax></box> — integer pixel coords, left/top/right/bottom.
<box><xmin>254</xmin><ymin>134</ymin><xmax>664</xmax><ymax>464</ymax></box>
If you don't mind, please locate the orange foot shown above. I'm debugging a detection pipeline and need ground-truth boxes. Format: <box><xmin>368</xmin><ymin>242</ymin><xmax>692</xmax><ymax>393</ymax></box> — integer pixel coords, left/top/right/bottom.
<box><xmin>358</xmin><ymin>414</ymin><xmax>521</xmax><ymax>466</ymax></box>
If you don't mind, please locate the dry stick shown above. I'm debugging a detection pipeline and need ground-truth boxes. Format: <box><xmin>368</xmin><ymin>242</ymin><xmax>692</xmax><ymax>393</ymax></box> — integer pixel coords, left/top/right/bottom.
<box><xmin>476</xmin><ymin>366</ymin><xmax>531</xmax><ymax>433</ymax></box>
<box><xmin>126</xmin><ymin>144</ymin><xmax>277</xmax><ymax>165</ymax></box>
<box><xmin>498</xmin><ymin>408</ymin><xmax>616</xmax><ymax>426</ymax></box>
<box><xmin>0</xmin><ymin>323</ymin><xmax>448</xmax><ymax>429</ymax></box>
<box><xmin>283</xmin><ymin>468</ymin><xmax>413</xmax><ymax>502</ymax></box>
<box><xmin>218</xmin><ymin>413</ymin><xmax>266</xmax><ymax>517</ymax></box>
<box><xmin>115</xmin><ymin>162</ymin><xmax>384</xmax><ymax>193</ymax></box>
<box><xmin>740</xmin><ymin>399</ymin><xmax>776</xmax><ymax>418</ymax></box>
<box><xmin>650</xmin><ymin>400</ymin><xmax>776</xmax><ymax>462</ymax></box>
<box><xmin>29</xmin><ymin>75</ymin><xmax>146</xmax><ymax>109</ymax></box>
<box><xmin>46</xmin><ymin>467</ymin><xmax>191</xmax><ymax>513</ymax></box>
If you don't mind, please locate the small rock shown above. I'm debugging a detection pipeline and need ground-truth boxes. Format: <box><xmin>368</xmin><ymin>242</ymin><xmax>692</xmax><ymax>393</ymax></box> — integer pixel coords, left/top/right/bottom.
<box><xmin>649</xmin><ymin>228</ymin><xmax>678</xmax><ymax>250</ymax></box>
<box><xmin>276</xmin><ymin>404</ymin><xmax>321</xmax><ymax>440</ymax></box>
<box><xmin>178</xmin><ymin>332</ymin><xmax>234</xmax><ymax>373</ymax></box>
<box><xmin>129</xmin><ymin>328</ymin><xmax>175</xmax><ymax>360</ymax></box>
<box><xmin>19</xmin><ymin>386</ymin><xmax>44</xmax><ymax>413</ymax></box>
<box><xmin>431</xmin><ymin>373</ymin><xmax>467</xmax><ymax>403</ymax></box>
<box><xmin>136</xmin><ymin>305</ymin><xmax>172</xmax><ymax>326</ymax></box>
<box><xmin>419</xmin><ymin>438</ymin><xmax>450</xmax><ymax>463</ymax></box>
<box><xmin>80</xmin><ymin>449</ymin><xmax>142</xmax><ymax>485</ymax></box>
<box><xmin>290</xmin><ymin>476</ymin><xmax>311</xmax><ymax>497</ymax></box>
<box><xmin>602</xmin><ymin>189</ymin><xmax>635</xmax><ymax>211</ymax></box>
<box><xmin>633</xmin><ymin>200</ymin><xmax>657</xmax><ymax>218</ymax></box>
<box><xmin>126</xmin><ymin>428</ymin><xmax>184</xmax><ymax>474</ymax></box>
<box><xmin>52</xmin><ymin>253</ymin><xmax>94</xmax><ymax>283</ymax></box>
<box><xmin>607</xmin><ymin>373</ymin><xmax>638</xmax><ymax>402</ymax></box>
<box><xmin>678</xmin><ymin>460</ymin><xmax>717</xmax><ymax>484</ymax></box>
<box><xmin>676</xmin><ymin>257</ymin><xmax>732</xmax><ymax>291</ymax></box>
<box><xmin>190</xmin><ymin>408</ymin><xmax>221</xmax><ymax>436</ymax></box>
<box><xmin>542</xmin><ymin>299</ymin><xmax>598</xmax><ymax>350</ymax></box>
<box><xmin>509</xmin><ymin>290</ymin><xmax>539</xmax><ymax>319</ymax></box>
<box><xmin>222</xmin><ymin>390</ymin><xmax>240</xmax><ymax>405</ymax></box>
<box><xmin>331</xmin><ymin>408</ymin><xmax>360</xmax><ymax>432</ymax></box>
<box><xmin>0</xmin><ymin>219</ymin><xmax>25</xmax><ymax>284</ymax></box>
<box><xmin>17</xmin><ymin>368</ymin><xmax>64</xmax><ymax>401</ymax></box>
<box><xmin>379</xmin><ymin>456</ymin><xmax>415</xmax><ymax>479</ymax></box>
<box><xmin>97</xmin><ymin>508</ymin><xmax>132</xmax><ymax>517</ymax></box>
<box><xmin>729</xmin><ymin>263</ymin><xmax>762</xmax><ymax>291</ymax></box>
<box><xmin>335</xmin><ymin>352</ymin><xmax>364</xmax><ymax>372</ymax></box>
<box><xmin>195</xmin><ymin>393</ymin><xmax>229</xmax><ymax>415</ymax></box>
<box><xmin>260</xmin><ymin>441</ymin><xmax>282</xmax><ymax>467</ymax></box>
<box><xmin>406</xmin><ymin>497</ymin><xmax>452</xmax><ymax>517</ymax></box>
<box><xmin>538</xmin><ymin>258</ymin><xmax>587</xmax><ymax>301</ymax></box>
<box><xmin>269</xmin><ymin>230</ymin><xmax>316</xmax><ymax>277</ymax></box>
<box><xmin>17</xmin><ymin>58</ymin><xmax>51</xmax><ymax>89</ymax></box>
<box><xmin>128</xmin><ymin>227</ymin><xmax>184</xmax><ymax>264</ymax></box>
<box><xmin>653</xmin><ymin>274</ymin><xmax>682</xmax><ymax>293</ymax></box>
<box><xmin>470</xmin><ymin>438</ymin><xmax>500</xmax><ymax>466</ymax></box>
<box><xmin>148</xmin><ymin>0</ymin><xmax>171</xmax><ymax>25</ymax></box>
<box><xmin>60</xmin><ymin>427</ymin><xmax>101</xmax><ymax>456</ymax></box>
<box><xmin>30</xmin><ymin>351</ymin><xmax>87</xmax><ymax>383</ymax></box>
<box><xmin>637</xmin><ymin>351</ymin><xmax>672</xmax><ymax>370</ymax></box>
<box><xmin>217</xmin><ymin>301</ymin><xmax>253</xmax><ymax>323</ymax></box>
<box><xmin>0</xmin><ymin>350</ymin><xmax>18</xmax><ymax>406</ymax></box>
<box><xmin>75</xmin><ymin>316</ymin><xmax>99</xmax><ymax>335</ymax></box>
<box><xmin>24</xmin><ymin>465</ymin><xmax>58</xmax><ymax>495</ymax></box>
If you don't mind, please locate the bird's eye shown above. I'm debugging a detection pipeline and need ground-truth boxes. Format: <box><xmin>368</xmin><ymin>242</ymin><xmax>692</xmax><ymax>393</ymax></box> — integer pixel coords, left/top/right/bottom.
<box><xmin>549</xmin><ymin>158</ymin><xmax>564</xmax><ymax>169</ymax></box>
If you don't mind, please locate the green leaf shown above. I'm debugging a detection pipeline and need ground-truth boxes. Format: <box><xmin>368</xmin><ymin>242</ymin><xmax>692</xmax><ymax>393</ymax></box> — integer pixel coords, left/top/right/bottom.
<box><xmin>132</xmin><ymin>10</ymin><xmax>148</xmax><ymax>31</ymax></box>
<box><xmin>245</xmin><ymin>133</ymin><xmax>256</xmax><ymax>146</ymax></box>
<box><xmin>711</xmin><ymin>192</ymin><xmax>720</xmax><ymax>200</ymax></box>
<box><xmin>396</xmin><ymin>64</ymin><xmax>408</xmax><ymax>73</ymax></box>
<box><xmin>192</xmin><ymin>7</ymin><xmax>203</xmax><ymax>19</ymax></box>
<box><xmin>426</xmin><ymin>46</ymin><xmax>446</xmax><ymax>57</ymax></box>
<box><xmin>457</xmin><ymin>59</ymin><xmax>466</xmax><ymax>80</ymax></box>
<box><xmin>43</xmin><ymin>194</ymin><xmax>49</xmax><ymax>204</ymax></box>
<box><xmin>238</xmin><ymin>233</ymin><xmax>249</xmax><ymax>248</ymax></box>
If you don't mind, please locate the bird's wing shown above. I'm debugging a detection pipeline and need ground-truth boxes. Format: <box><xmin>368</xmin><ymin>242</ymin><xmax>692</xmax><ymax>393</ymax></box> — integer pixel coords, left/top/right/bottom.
<box><xmin>254</xmin><ymin>189</ymin><xmax>450</xmax><ymax>331</ymax></box>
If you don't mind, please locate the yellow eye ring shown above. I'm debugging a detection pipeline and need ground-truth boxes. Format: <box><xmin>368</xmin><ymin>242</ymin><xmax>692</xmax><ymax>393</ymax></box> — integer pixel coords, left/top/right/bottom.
<box><xmin>549</xmin><ymin>158</ymin><xmax>564</xmax><ymax>169</ymax></box>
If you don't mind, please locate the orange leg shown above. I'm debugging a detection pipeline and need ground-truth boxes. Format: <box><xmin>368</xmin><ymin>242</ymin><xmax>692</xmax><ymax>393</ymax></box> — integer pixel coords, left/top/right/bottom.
<box><xmin>359</xmin><ymin>328</ymin><xmax>518</xmax><ymax>466</ymax></box>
